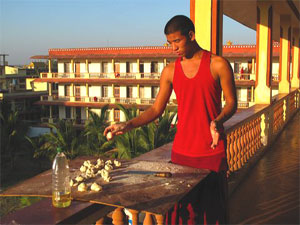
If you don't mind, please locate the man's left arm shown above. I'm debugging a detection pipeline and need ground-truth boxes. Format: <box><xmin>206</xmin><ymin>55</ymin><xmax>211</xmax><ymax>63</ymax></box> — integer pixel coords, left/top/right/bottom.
<box><xmin>210</xmin><ymin>56</ymin><xmax>237</xmax><ymax>148</ymax></box>
<box><xmin>213</xmin><ymin>56</ymin><xmax>237</xmax><ymax>125</ymax></box>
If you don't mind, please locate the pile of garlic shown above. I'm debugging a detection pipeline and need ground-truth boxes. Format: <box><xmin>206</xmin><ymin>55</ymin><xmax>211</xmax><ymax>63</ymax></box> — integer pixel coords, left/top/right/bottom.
<box><xmin>70</xmin><ymin>158</ymin><xmax>122</xmax><ymax>192</ymax></box>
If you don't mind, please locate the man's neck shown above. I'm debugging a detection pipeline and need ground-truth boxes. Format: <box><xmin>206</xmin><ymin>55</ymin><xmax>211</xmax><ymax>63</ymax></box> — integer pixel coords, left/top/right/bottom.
<box><xmin>183</xmin><ymin>43</ymin><xmax>202</xmax><ymax>60</ymax></box>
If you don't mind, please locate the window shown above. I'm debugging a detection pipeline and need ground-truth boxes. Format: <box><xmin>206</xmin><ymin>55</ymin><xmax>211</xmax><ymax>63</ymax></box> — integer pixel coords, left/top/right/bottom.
<box><xmin>114</xmin><ymin>86</ymin><xmax>120</xmax><ymax>97</ymax></box>
<box><xmin>65</xmin><ymin>85</ymin><xmax>71</xmax><ymax>96</ymax></box>
<box><xmin>75</xmin><ymin>85</ymin><xmax>80</xmax><ymax>97</ymax></box>
<box><xmin>52</xmin><ymin>83</ymin><xmax>58</xmax><ymax>91</ymax></box>
<box><xmin>126</xmin><ymin>62</ymin><xmax>130</xmax><ymax>73</ymax></box>
<box><xmin>151</xmin><ymin>61</ymin><xmax>158</xmax><ymax>73</ymax></box>
<box><xmin>127</xmin><ymin>86</ymin><xmax>133</xmax><ymax>98</ymax></box>
<box><xmin>66</xmin><ymin>107</ymin><xmax>71</xmax><ymax>119</ymax></box>
<box><xmin>102</xmin><ymin>62</ymin><xmax>108</xmax><ymax>73</ymax></box>
<box><xmin>237</xmin><ymin>87</ymin><xmax>242</xmax><ymax>101</ymax></box>
<box><xmin>234</xmin><ymin>62</ymin><xmax>239</xmax><ymax>74</ymax></box>
<box><xmin>139</xmin><ymin>62</ymin><xmax>144</xmax><ymax>73</ymax></box>
<box><xmin>102</xmin><ymin>85</ymin><xmax>108</xmax><ymax>97</ymax></box>
<box><xmin>139</xmin><ymin>62</ymin><xmax>144</xmax><ymax>78</ymax></box>
<box><xmin>152</xmin><ymin>86</ymin><xmax>159</xmax><ymax>98</ymax></box>
<box><xmin>247</xmin><ymin>87</ymin><xmax>252</xmax><ymax>102</ymax></box>
<box><xmin>139</xmin><ymin>86</ymin><xmax>145</xmax><ymax>98</ymax></box>
<box><xmin>114</xmin><ymin>109</ymin><xmax>120</xmax><ymax>122</ymax></box>
<box><xmin>64</xmin><ymin>63</ymin><xmax>70</xmax><ymax>73</ymax></box>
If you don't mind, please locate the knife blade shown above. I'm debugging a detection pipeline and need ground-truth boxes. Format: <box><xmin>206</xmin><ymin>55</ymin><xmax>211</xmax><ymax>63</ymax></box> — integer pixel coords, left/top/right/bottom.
<box><xmin>127</xmin><ymin>170</ymin><xmax>172</xmax><ymax>178</ymax></box>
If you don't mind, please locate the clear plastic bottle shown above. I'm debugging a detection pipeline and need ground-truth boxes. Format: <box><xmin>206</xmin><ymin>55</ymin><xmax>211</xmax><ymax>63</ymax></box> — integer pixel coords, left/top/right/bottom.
<box><xmin>52</xmin><ymin>147</ymin><xmax>71</xmax><ymax>208</ymax></box>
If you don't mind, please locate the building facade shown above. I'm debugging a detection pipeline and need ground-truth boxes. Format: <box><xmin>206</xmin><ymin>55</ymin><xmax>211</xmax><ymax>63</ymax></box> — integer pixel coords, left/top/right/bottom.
<box><xmin>32</xmin><ymin>43</ymin><xmax>283</xmax><ymax>124</ymax></box>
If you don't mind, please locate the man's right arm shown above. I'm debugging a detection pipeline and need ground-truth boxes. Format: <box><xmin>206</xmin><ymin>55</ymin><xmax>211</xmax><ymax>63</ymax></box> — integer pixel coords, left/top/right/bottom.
<box><xmin>104</xmin><ymin>64</ymin><xmax>174</xmax><ymax>139</ymax></box>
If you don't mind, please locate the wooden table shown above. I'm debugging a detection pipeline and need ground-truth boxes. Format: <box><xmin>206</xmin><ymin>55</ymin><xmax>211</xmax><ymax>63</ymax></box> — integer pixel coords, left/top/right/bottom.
<box><xmin>1</xmin><ymin>144</ymin><xmax>210</xmax><ymax>224</ymax></box>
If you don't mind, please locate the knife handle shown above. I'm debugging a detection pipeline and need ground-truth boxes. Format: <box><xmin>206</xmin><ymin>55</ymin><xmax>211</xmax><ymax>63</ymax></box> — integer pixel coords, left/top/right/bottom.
<box><xmin>155</xmin><ymin>172</ymin><xmax>172</xmax><ymax>178</ymax></box>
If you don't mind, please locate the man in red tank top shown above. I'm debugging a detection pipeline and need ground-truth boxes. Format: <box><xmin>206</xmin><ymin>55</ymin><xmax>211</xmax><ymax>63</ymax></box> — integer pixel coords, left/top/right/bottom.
<box><xmin>105</xmin><ymin>15</ymin><xmax>237</xmax><ymax>225</ymax></box>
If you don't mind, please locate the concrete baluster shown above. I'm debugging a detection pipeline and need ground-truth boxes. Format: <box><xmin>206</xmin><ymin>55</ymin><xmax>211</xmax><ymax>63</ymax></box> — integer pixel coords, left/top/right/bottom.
<box><xmin>143</xmin><ymin>212</ymin><xmax>154</xmax><ymax>225</ymax></box>
<box><xmin>283</xmin><ymin>99</ymin><xmax>287</xmax><ymax>122</ymax></box>
<box><xmin>154</xmin><ymin>214</ymin><xmax>164</xmax><ymax>225</ymax></box>
<box><xmin>112</xmin><ymin>208</ymin><xmax>125</xmax><ymax>225</ymax></box>
<box><xmin>237</xmin><ymin>127</ymin><xmax>243</xmax><ymax>166</ymax></box>
<box><xmin>95</xmin><ymin>217</ymin><xmax>105</xmax><ymax>225</ymax></box>
<box><xmin>128</xmin><ymin>209</ymin><xmax>139</xmax><ymax>225</ymax></box>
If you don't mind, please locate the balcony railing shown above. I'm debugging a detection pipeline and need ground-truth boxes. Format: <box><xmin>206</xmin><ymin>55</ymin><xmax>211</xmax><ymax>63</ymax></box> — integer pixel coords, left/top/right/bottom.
<box><xmin>141</xmin><ymin>98</ymin><xmax>155</xmax><ymax>104</ymax></box>
<box><xmin>89</xmin><ymin>73</ymin><xmax>110</xmax><ymax>78</ymax></box>
<box><xmin>115</xmin><ymin>97</ymin><xmax>137</xmax><ymax>104</ymax></box>
<box><xmin>90</xmin><ymin>96</ymin><xmax>111</xmax><ymax>103</ymax></box>
<box><xmin>234</xmin><ymin>73</ymin><xmax>252</xmax><ymax>80</ymax></box>
<box><xmin>237</xmin><ymin>102</ymin><xmax>249</xmax><ymax>108</ymax></box>
<box><xmin>141</xmin><ymin>73</ymin><xmax>160</xmax><ymax>79</ymax></box>
<box><xmin>40</xmin><ymin>72</ymin><xmax>161</xmax><ymax>79</ymax></box>
<box><xmin>224</xmin><ymin>89</ymin><xmax>299</xmax><ymax>176</ymax></box>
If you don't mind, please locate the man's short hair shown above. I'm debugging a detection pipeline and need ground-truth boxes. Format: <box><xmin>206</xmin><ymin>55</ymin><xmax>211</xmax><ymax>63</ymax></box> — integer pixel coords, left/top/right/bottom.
<box><xmin>164</xmin><ymin>15</ymin><xmax>195</xmax><ymax>36</ymax></box>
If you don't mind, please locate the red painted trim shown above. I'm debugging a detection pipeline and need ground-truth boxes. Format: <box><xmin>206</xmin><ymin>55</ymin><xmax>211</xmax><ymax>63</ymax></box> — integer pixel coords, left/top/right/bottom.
<box><xmin>298</xmin><ymin>38</ymin><xmax>300</xmax><ymax>79</ymax></box>
<box><xmin>255</xmin><ymin>7</ymin><xmax>260</xmax><ymax>88</ymax></box>
<box><xmin>266</xmin><ymin>6</ymin><xmax>273</xmax><ymax>87</ymax></box>
<box><xmin>291</xmin><ymin>38</ymin><xmax>294</xmax><ymax>80</ymax></box>
<box><xmin>211</xmin><ymin>0</ymin><xmax>220</xmax><ymax>55</ymax></box>
<box><xmin>279</xmin><ymin>27</ymin><xmax>283</xmax><ymax>82</ymax></box>
<box><xmin>287</xmin><ymin>27</ymin><xmax>291</xmax><ymax>82</ymax></box>
<box><xmin>190</xmin><ymin>0</ymin><xmax>195</xmax><ymax>24</ymax></box>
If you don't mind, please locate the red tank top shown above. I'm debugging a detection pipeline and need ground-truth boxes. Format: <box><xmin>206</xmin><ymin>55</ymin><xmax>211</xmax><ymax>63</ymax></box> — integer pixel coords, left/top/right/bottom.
<box><xmin>172</xmin><ymin>50</ymin><xmax>227</xmax><ymax>172</ymax></box>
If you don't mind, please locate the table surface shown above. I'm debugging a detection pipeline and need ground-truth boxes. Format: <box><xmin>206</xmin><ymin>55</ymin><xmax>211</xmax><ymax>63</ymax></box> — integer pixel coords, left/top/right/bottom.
<box><xmin>1</xmin><ymin>153</ymin><xmax>210</xmax><ymax>215</ymax></box>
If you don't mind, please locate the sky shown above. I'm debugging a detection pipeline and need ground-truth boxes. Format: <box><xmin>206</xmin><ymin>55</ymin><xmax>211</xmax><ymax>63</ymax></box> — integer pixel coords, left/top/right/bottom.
<box><xmin>0</xmin><ymin>0</ymin><xmax>256</xmax><ymax>65</ymax></box>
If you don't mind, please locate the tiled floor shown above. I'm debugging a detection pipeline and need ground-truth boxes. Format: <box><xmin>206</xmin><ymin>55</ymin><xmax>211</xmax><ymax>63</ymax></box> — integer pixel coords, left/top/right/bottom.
<box><xmin>229</xmin><ymin>112</ymin><xmax>299</xmax><ymax>225</ymax></box>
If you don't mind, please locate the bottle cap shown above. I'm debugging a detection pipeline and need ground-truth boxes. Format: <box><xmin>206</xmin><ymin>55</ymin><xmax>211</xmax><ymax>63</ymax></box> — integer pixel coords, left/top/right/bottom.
<box><xmin>57</xmin><ymin>147</ymin><xmax>62</xmax><ymax>153</ymax></box>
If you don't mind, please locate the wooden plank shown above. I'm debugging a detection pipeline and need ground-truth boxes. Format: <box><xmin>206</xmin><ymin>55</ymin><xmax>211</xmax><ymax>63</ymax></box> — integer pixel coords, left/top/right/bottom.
<box><xmin>0</xmin><ymin>156</ymin><xmax>210</xmax><ymax>215</ymax></box>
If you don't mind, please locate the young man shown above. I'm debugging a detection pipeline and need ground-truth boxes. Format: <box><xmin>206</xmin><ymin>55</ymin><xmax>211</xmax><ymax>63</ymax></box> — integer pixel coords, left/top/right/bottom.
<box><xmin>104</xmin><ymin>15</ymin><xmax>237</xmax><ymax>224</ymax></box>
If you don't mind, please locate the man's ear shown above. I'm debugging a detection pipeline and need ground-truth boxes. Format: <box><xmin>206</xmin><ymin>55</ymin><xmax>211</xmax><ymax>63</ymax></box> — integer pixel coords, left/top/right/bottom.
<box><xmin>188</xmin><ymin>31</ymin><xmax>195</xmax><ymax>41</ymax></box>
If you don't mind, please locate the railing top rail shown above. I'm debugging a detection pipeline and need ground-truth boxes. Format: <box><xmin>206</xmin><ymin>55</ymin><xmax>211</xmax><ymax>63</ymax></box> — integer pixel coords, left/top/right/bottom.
<box><xmin>224</xmin><ymin>89</ymin><xmax>298</xmax><ymax>133</ymax></box>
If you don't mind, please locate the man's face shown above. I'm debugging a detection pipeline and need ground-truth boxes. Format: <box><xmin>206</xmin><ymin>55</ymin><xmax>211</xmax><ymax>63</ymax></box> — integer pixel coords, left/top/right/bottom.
<box><xmin>166</xmin><ymin>30</ymin><xmax>193</xmax><ymax>57</ymax></box>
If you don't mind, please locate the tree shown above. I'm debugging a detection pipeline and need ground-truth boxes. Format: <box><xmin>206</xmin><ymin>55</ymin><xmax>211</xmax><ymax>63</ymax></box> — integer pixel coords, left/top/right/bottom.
<box><xmin>0</xmin><ymin>102</ymin><xmax>29</xmax><ymax>169</ymax></box>
<box><xmin>30</xmin><ymin>119</ymin><xmax>84</xmax><ymax>161</ymax></box>
<box><xmin>114</xmin><ymin>104</ymin><xmax>149</xmax><ymax>159</ymax></box>
<box><xmin>141</xmin><ymin>109</ymin><xmax>177</xmax><ymax>150</ymax></box>
<box><xmin>83</xmin><ymin>105</ymin><xmax>114</xmax><ymax>156</ymax></box>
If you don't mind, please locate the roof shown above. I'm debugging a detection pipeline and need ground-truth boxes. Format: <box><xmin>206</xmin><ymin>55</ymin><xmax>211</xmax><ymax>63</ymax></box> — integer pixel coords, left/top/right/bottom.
<box><xmin>31</xmin><ymin>44</ymin><xmax>281</xmax><ymax>60</ymax></box>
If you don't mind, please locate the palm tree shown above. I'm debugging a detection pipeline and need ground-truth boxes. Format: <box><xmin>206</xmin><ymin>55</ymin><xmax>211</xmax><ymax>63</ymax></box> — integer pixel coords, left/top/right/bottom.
<box><xmin>0</xmin><ymin>106</ymin><xmax>29</xmax><ymax>169</ymax></box>
<box><xmin>141</xmin><ymin>109</ymin><xmax>177</xmax><ymax>149</ymax></box>
<box><xmin>114</xmin><ymin>104</ymin><xmax>149</xmax><ymax>159</ymax></box>
<box><xmin>29</xmin><ymin>119</ymin><xmax>84</xmax><ymax>161</ymax></box>
<box><xmin>83</xmin><ymin>105</ymin><xmax>114</xmax><ymax>156</ymax></box>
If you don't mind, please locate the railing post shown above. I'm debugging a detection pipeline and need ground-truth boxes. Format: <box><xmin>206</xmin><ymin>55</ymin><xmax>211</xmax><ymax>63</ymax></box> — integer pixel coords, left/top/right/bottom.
<box><xmin>95</xmin><ymin>217</ymin><xmax>105</xmax><ymax>225</ymax></box>
<box><xmin>128</xmin><ymin>209</ymin><xmax>139</xmax><ymax>225</ymax></box>
<box><xmin>154</xmin><ymin>214</ymin><xmax>164</xmax><ymax>225</ymax></box>
<box><xmin>112</xmin><ymin>207</ymin><xmax>126</xmax><ymax>225</ymax></box>
<box><xmin>286</xmin><ymin>95</ymin><xmax>291</xmax><ymax>121</ymax></box>
<box><xmin>143</xmin><ymin>212</ymin><xmax>154</xmax><ymax>225</ymax></box>
<box><xmin>260</xmin><ymin>108</ymin><xmax>273</xmax><ymax>147</ymax></box>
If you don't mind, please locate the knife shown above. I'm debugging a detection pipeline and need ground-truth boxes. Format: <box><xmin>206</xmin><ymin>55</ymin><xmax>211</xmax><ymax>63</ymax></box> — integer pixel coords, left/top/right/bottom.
<box><xmin>127</xmin><ymin>170</ymin><xmax>172</xmax><ymax>178</ymax></box>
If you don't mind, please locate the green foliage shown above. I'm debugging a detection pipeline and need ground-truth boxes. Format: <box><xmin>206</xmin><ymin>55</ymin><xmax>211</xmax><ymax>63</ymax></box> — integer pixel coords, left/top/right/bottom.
<box><xmin>114</xmin><ymin>104</ymin><xmax>177</xmax><ymax>159</ymax></box>
<box><xmin>114</xmin><ymin>104</ymin><xmax>149</xmax><ymax>159</ymax></box>
<box><xmin>0</xmin><ymin>101</ymin><xmax>30</xmax><ymax>169</ymax></box>
<box><xmin>83</xmin><ymin>105</ymin><xmax>115</xmax><ymax>156</ymax></box>
<box><xmin>141</xmin><ymin>109</ymin><xmax>178</xmax><ymax>149</ymax></box>
<box><xmin>30</xmin><ymin>120</ymin><xmax>84</xmax><ymax>161</ymax></box>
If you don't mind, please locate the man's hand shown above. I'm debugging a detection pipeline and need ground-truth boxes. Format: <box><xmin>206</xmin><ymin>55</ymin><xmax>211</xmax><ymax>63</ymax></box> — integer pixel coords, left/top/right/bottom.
<box><xmin>210</xmin><ymin>120</ymin><xmax>220</xmax><ymax>149</ymax></box>
<box><xmin>103</xmin><ymin>122</ymin><xmax>131</xmax><ymax>141</ymax></box>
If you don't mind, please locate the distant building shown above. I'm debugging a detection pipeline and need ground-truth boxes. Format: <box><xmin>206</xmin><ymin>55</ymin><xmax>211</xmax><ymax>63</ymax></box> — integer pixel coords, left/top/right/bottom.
<box><xmin>0</xmin><ymin>55</ymin><xmax>48</xmax><ymax>122</ymax></box>
<box><xmin>31</xmin><ymin>43</ymin><xmax>282</xmax><ymax>124</ymax></box>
